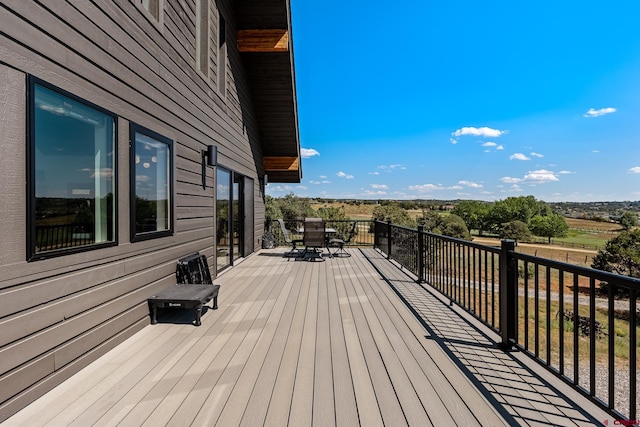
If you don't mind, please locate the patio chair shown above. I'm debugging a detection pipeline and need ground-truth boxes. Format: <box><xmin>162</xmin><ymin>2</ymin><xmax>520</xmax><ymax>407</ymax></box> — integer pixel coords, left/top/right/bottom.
<box><xmin>277</xmin><ymin>219</ymin><xmax>303</xmax><ymax>257</ymax></box>
<box><xmin>329</xmin><ymin>221</ymin><xmax>357</xmax><ymax>257</ymax></box>
<box><xmin>302</xmin><ymin>218</ymin><xmax>326</xmax><ymax>261</ymax></box>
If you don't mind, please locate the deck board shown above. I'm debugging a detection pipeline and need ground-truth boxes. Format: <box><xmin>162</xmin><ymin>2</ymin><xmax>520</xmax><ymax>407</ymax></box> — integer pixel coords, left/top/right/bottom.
<box><xmin>4</xmin><ymin>248</ymin><xmax>612</xmax><ymax>426</ymax></box>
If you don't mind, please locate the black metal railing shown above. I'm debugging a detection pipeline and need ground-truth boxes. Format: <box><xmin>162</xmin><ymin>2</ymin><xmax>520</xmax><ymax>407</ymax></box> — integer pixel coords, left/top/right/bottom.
<box><xmin>36</xmin><ymin>223</ymin><xmax>95</xmax><ymax>252</ymax></box>
<box><xmin>373</xmin><ymin>220</ymin><xmax>639</xmax><ymax>421</ymax></box>
<box><xmin>267</xmin><ymin>219</ymin><xmax>376</xmax><ymax>248</ymax></box>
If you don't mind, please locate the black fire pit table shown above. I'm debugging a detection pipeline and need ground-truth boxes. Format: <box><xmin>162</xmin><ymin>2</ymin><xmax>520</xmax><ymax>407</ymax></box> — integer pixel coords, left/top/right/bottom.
<box><xmin>148</xmin><ymin>284</ymin><xmax>219</xmax><ymax>326</ymax></box>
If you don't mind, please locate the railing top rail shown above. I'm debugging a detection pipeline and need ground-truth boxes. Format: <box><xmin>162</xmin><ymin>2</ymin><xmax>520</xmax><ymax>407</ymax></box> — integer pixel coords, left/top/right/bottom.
<box><xmin>424</xmin><ymin>230</ymin><xmax>502</xmax><ymax>254</ymax></box>
<box><xmin>374</xmin><ymin>219</ymin><xmax>501</xmax><ymax>254</ymax></box>
<box><xmin>513</xmin><ymin>250</ymin><xmax>640</xmax><ymax>289</ymax></box>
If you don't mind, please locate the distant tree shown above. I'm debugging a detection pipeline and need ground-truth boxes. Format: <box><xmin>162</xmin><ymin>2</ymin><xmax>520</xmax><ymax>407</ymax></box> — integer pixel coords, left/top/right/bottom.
<box><xmin>487</xmin><ymin>196</ymin><xmax>551</xmax><ymax>233</ymax></box>
<box><xmin>264</xmin><ymin>195</ymin><xmax>282</xmax><ymax>222</ymax></box>
<box><xmin>619</xmin><ymin>211</ymin><xmax>638</xmax><ymax>231</ymax></box>
<box><xmin>317</xmin><ymin>206</ymin><xmax>351</xmax><ymax>236</ymax></box>
<box><xmin>276</xmin><ymin>193</ymin><xmax>316</xmax><ymax>221</ymax></box>
<box><xmin>529</xmin><ymin>213</ymin><xmax>568</xmax><ymax>243</ymax></box>
<box><xmin>592</xmin><ymin>229</ymin><xmax>640</xmax><ymax>296</ymax></box>
<box><xmin>499</xmin><ymin>220</ymin><xmax>532</xmax><ymax>244</ymax></box>
<box><xmin>418</xmin><ymin>210</ymin><xmax>442</xmax><ymax>232</ymax></box>
<box><xmin>451</xmin><ymin>200</ymin><xmax>491</xmax><ymax>235</ymax></box>
<box><xmin>439</xmin><ymin>214</ymin><xmax>472</xmax><ymax>240</ymax></box>
<box><xmin>372</xmin><ymin>203</ymin><xmax>416</xmax><ymax>228</ymax></box>
<box><xmin>592</xmin><ymin>229</ymin><xmax>640</xmax><ymax>277</ymax></box>
<box><xmin>419</xmin><ymin>211</ymin><xmax>471</xmax><ymax>240</ymax></box>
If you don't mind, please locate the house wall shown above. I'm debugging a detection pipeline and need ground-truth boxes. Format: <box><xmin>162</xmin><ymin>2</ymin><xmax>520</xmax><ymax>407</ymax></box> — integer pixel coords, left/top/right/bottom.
<box><xmin>0</xmin><ymin>0</ymin><xmax>266</xmax><ymax>420</ymax></box>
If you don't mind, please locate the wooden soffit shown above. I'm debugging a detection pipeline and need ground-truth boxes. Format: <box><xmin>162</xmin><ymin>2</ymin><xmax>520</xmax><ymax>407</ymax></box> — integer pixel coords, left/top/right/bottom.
<box><xmin>237</xmin><ymin>29</ymin><xmax>289</xmax><ymax>53</ymax></box>
<box><xmin>263</xmin><ymin>156</ymin><xmax>299</xmax><ymax>172</ymax></box>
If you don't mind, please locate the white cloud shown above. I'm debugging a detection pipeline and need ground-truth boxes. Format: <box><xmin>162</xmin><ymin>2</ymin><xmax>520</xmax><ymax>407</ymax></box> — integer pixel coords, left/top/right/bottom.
<box><xmin>371</xmin><ymin>184</ymin><xmax>389</xmax><ymax>190</ymax></box>
<box><xmin>458</xmin><ymin>180</ymin><xmax>483</xmax><ymax>188</ymax></box>
<box><xmin>87</xmin><ymin>168</ymin><xmax>114</xmax><ymax>179</ymax></box>
<box><xmin>523</xmin><ymin>169</ymin><xmax>559</xmax><ymax>183</ymax></box>
<box><xmin>319</xmin><ymin>175</ymin><xmax>327</xmax><ymax>179</ymax></box>
<box><xmin>482</xmin><ymin>142</ymin><xmax>497</xmax><ymax>147</ymax></box>
<box><xmin>592</xmin><ymin>150</ymin><xmax>600</xmax><ymax>153</ymax></box>
<box><xmin>450</xmin><ymin>138</ymin><xmax>458</xmax><ymax>145</ymax></box>
<box><xmin>558</xmin><ymin>170</ymin><xmax>574</xmax><ymax>175</ymax></box>
<box><xmin>368</xmin><ymin>171</ymin><xmax>380</xmax><ymax>175</ymax></box>
<box><xmin>378</xmin><ymin>164</ymin><xmax>406</xmax><ymax>172</ymax></box>
<box><xmin>629</xmin><ymin>167</ymin><xmax>640</xmax><ymax>174</ymax></box>
<box><xmin>584</xmin><ymin>107</ymin><xmax>616</xmax><ymax>118</ymax></box>
<box><xmin>336</xmin><ymin>171</ymin><xmax>354</xmax><ymax>179</ymax></box>
<box><xmin>501</xmin><ymin>177</ymin><xmax>522</xmax><ymax>183</ymax></box>
<box><xmin>510</xmin><ymin>153</ymin><xmax>531</xmax><ymax>161</ymax></box>
<box><xmin>408</xmin><ymin>183</ymin><xmax>445</xmax><ymax>192</ymax></box>
<box><xmin>530</xmin><ymin>152</ymin><xmax>544</xmax><ymax>158</ymax></box>
<box><xmin>363</xmin><ymin>190</ymin><xmax>387</xmax><ymax>196</ymax></box>
<box><xmin>496</xmin><ymin>145</ymin><xmax>504</xmax><ymax>150</ymax></box>
<box><xmin>301</xmin><ymin>148</ymin><xmax>320</xmax><ymax>158</ymax></box>
<box><xmin>452</xmin><ymin>126</ymin><xmax>506</xmax><ymax>138</ymax></box>
<box><xmin>268</xmin><ymin>184</ymin><xmax>307</xmax><ymax>193</ymax></box>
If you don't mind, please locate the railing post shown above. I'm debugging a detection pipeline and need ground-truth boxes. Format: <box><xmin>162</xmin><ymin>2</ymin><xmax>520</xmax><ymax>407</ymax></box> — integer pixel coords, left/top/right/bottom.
<box><xmin>373</xmin><ymin>220</ymin><xmax>378</xmax><ymax>249</ymax></box>
<box><xmin>417</xmin><ymin>225</ymin><xmax>425</xmax><ymax>283</ymax></box>
<box><xmin>499</xmin><ymin>239</ymin><xmax>517</xmax><ymax>351</ymax></box>
<box><xmin>387</xmin><ymin>220</ymin><xmax>392</xmax><ymax>260</ymax></box>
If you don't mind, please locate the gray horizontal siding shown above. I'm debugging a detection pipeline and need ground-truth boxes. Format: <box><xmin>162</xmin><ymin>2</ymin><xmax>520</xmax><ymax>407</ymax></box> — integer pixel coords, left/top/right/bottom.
<box><xmin>0</xmin><ymin>0</ymin><xmax>269</xmax><ymax>421</ymax></box>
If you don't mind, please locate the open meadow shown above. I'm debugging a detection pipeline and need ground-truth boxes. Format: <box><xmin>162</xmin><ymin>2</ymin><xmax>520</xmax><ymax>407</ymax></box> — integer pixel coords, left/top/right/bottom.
<box><xmin>311</xmin><ymin>201</ymin><xmax>621</xmax><ymax>266</ymax></box>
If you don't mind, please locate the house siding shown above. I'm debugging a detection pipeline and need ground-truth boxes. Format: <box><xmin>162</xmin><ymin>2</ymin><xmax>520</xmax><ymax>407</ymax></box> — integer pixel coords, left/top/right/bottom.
<box><xmin>0</xmin><ymin>0</ymin><xmax>271</xmax><ymax>420</ymax></box>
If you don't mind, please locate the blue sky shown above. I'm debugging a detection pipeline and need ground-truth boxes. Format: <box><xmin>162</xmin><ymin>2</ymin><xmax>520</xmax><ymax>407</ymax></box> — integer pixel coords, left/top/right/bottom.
<box><xmin>267</xmin><ymin>1</ymin><xmax>640</xmax><ymax>202</ymax></box>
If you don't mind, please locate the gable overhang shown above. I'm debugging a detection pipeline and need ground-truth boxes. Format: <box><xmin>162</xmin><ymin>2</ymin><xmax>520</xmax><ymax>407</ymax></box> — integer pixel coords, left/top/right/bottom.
<box><xmin>235</xmin><ymin>0</ymin><xmax>302</xmax><ymax>183</ymax></box>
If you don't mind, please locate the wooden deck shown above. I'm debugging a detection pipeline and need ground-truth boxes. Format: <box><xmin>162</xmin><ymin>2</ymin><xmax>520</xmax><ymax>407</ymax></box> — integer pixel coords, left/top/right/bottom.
<box><xmin>4</xmin><ymin>248</ymin><xmax>610</xmax><ymax>426</ymax></box>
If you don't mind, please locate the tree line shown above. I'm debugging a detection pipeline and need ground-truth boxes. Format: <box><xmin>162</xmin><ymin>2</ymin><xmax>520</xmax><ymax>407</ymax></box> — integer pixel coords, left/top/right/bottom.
<box><xmin>266</xmin><ymin>193</ymin><xmax>640</xmax><ymax>287</ymax></box>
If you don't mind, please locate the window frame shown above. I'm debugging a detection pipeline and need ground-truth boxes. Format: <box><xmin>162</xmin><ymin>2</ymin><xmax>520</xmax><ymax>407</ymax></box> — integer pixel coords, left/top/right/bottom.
<box><xmin>129</xmin><ymin>123</ymin><xmax>174</xmax><ymax>243</ymax></box>
<box><xmin>26</xmin><ymin>76</ymin><xmax>118</xmax><ymax>261</ymax></box>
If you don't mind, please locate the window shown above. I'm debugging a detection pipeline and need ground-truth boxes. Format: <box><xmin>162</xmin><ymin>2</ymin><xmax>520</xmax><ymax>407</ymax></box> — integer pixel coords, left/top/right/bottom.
<box><xmin>196</xmin><ymin>0</ymin><xmax>209</xmax><ymax>75</ymax></box>
<box><xmin>141</xmin><ymin>0</ymin><xmax>160</xmax><ymax>21</ymax></box>
<box><xmin>130</xmin><ymin>124</ymin><xmax>173</xmax><ymax>241</ymax></box>
<box><xmin>28</xmin><ymin>78</ymin><xmax>117</xmax><ymax>259</ymax></box>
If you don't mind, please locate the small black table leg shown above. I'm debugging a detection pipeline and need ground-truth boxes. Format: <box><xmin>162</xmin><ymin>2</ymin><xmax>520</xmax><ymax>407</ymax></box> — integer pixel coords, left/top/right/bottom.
<box><xmin>194</xmin><ymin>303</ymin><xmax>203</xmax><ymax>326</ymax></box>
<box><xmin>151</xmin><ymin>305</ymin><xmax>157</xmax><ymax>325</ymax></box>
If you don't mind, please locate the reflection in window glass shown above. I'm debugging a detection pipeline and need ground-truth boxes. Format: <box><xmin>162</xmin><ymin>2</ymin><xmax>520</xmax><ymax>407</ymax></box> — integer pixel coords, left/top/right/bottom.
<box><xmin>31</xmin><ymin>81</ymin><xmax>116</xmax><ymax>257</ymax></box>
<box><xmin>131</xmin><ymin>125</ymin><xmax>172</xmax><ymax>240</ymax></box>
<box><xmin>216</xmin><ymin>168</ymin><xmax>230</xmax><ymax>271</ymax></box>
<box><xmin>232</xmin><ymin>173</ymin><xmax>242</xmax><ymax>260</ymax></box>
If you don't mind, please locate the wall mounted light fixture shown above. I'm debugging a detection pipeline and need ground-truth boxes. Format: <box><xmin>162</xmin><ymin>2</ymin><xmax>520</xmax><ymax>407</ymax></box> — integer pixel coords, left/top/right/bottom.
<box><xmin>263</xmin><ymin>174</ymin><xmax>268</xmax><ymax>186</ymax></box>
<box><xmin>205</xmin><ymin>145</ymin><xmax>217</xmax><ymax>167</ymax></box>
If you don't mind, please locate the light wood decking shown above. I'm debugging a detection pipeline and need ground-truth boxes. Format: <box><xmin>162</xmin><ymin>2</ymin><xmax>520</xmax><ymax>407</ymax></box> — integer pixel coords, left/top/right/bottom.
<box><xmin>4</xmin><ymin>248</ymin><xmax>610</xmax><ymax>426</ymax></box>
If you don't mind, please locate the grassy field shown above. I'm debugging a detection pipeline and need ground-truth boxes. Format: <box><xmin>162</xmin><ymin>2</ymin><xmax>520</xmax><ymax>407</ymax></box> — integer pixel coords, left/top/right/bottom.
<box><xmin>313</xmin><ymin>201</ymin><xmax>619</xmax><ymax>260</ymax></box>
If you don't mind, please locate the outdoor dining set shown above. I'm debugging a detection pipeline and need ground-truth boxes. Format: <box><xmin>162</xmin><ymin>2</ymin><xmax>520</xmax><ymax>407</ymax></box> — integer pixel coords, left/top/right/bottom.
<box><xmin>277</xmin><ymin>218</ymin><xmax>357</xmax><ymax>261</ymax></box>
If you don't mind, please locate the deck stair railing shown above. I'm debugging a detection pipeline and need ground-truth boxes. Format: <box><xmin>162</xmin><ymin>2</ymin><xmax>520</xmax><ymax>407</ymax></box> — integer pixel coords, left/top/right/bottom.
<box><xmin>373</xmin><ymin>219</ymin><xmax>640</xmax><ymax>421</ymax></box>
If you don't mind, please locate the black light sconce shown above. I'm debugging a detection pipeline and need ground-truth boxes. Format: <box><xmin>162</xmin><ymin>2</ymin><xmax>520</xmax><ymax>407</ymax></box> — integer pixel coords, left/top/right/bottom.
<box><xmin>205</xmin><ymin>145</ymin><xmax>217</xmax><ymax>167</ymax></box>
<box><xmin>201</xmin><ymin>145</ymin><xmax>217</xmax><ymax>189</ymax></box>
<box><xmin>263</xmin><ymin>174</ymin><xmax>268</xmax><ymax>186</ymax></box>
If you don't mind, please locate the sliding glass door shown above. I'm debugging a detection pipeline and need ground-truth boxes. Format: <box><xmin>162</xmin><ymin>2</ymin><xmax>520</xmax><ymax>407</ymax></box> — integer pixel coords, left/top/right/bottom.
<box><xmin>216</xmin><ymin>168</ymin><xmax>231</xmax><ymax>271</ymax></box>
<box><xmin>216</xmin><ymin>168</ymin><xmax>254</xmax><ymax>272</ymax></box>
